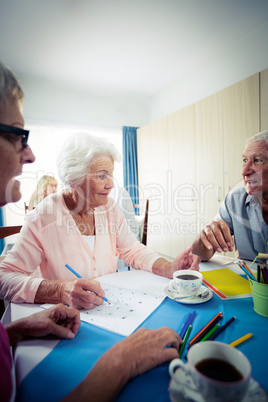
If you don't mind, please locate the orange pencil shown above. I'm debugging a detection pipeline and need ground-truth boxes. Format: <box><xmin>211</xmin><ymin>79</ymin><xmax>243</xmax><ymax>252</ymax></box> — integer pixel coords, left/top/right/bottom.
<box><xmin>242</xmin><ymin>260</ymin><xmax>256</xmax><ymax>278</ymax></box>
<box><xmin>188</xmin><ymin>311</ymin><xmax>223</xmax><ymax>346</ymax></box>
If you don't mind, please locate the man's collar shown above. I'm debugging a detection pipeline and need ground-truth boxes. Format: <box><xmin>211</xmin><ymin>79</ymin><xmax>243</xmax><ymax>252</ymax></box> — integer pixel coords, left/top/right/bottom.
<box><xmin>245</xmin><ymin>193</ymin><xmax>252</xmax><ymax>205</ymax></box>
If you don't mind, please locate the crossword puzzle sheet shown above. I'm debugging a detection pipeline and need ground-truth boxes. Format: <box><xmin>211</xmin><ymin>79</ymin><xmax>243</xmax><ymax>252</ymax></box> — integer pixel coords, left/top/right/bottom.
<box><xmin>81</xmin><ymin>282</ymin><xmax>165</xmax><ymax>336</ymax></box>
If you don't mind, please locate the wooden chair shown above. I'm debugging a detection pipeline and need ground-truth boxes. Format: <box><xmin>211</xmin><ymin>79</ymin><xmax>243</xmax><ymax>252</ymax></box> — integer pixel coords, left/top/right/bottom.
<box><xmin>0</xmin><ymin>225</ymin><xmax>22</xmax><ymax>239</ymax></box>
<box><xmin>24</xmin><ymin>202</ymin><xmax>29</xmax><ymax>214</ymax></box>
<box><xmin>133</xmin><ymin>199</ymin><xmax>149</xmax><ymax>246</ymax></box>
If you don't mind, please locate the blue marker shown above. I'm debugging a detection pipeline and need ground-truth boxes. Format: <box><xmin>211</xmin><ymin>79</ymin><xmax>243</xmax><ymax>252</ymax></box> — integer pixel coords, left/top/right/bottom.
<box><xmin>65</xmin><ymin>264</ymin><xmax>109</xmax><ymax>303</ymax></box>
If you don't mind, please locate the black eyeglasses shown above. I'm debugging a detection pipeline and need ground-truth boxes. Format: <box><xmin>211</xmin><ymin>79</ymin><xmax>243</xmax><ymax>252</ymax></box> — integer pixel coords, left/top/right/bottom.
<box><xmin>0</xmin><ymin>124</ymin><xmax>29</xmax><ymax>148</ymax></box>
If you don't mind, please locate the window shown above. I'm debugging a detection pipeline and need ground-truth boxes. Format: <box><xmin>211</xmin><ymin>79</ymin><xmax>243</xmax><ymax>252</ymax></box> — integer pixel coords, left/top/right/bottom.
<box><xmin>4</xmin><ymin>121</ymin><xmax>123</xmax><ymax>224</ymax></box>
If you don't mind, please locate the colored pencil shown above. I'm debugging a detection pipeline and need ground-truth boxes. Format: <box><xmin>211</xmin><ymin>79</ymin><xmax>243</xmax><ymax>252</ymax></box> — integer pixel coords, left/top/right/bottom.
<box><xmin>261</xmin><ymin>266</ymin><xmax>267</xmax><ymax>284</ymax></box>
<box><xmin>202</xmin><ymin>279</ymin><xmax>227</xmax><ymax>299</ymax></box>
<box><xmin>178</xmin><ymin>311</ymin><xmax>196</xmax><ymax>339</ymax></box>
<box><xmin>199</xmin><ymin>323</ymin><xmax>220</xmax><ymax>342</ymax></box>
<box><xmin>179</xmin><ymin>325</ymin><xmax>192</xmax><ymax>356</ymax></box>
<box><xmin>229</xmin><ymin>333</ymin><xmax>253</xmax><ymax>347</ymax></box>
<box><xmin>257</xmin><ymin>263</ymin><xmax>261</xmax><ymax>283</ymax></box>
<box><xmin>238</xmin><ymin>262</ymin><xmax>257</xmax><ymax>282</ymax></box>
<box><xmin>264</xmin><ymin>266</ymin><xmax>268</xmax><ymax>284</ymax></box>
<box><xmin>209</xmin><ymin>316</ymin><xmax>236</xmax><ymax>340</ymax></box>
<box><xmin>242</xmin><ymin>260</ymin><xmax>256</xmax><ymax>278</ymax></box>
<box><xmin>188</xmin><ymin>312</ymin><xmax>223</xmax><ymax>347</ymax></box>
<box><xmin>65</xmin><ymin>263</ymin><xmax>110</xmax><ymax>303</ymax></box>
<box><xmin>178</xmin><ymin>312</ymin><xmax>192</xmax><ymax>339</ymax></box>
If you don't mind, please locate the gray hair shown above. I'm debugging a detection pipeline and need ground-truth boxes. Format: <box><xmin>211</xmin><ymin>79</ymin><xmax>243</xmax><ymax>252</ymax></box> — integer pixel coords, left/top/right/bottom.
<box><xmin>0</xmin><ymin>61</ymin><xmax>24</xmax><ymax>105</ymax></box>
<box><xmin>57</xmin><ymin>132</ymin><xmax>121</xmax><ymax>188</ymax></box>
<box><xmin>246</xmin><ymin>130</ymin><xmax>268</xmax><ymax>147</ymax></box>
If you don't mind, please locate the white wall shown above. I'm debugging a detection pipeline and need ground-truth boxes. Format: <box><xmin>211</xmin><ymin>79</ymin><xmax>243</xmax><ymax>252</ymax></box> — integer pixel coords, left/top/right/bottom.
<box><xmin>149</xmin><ymin>21</ymin><xmax>268</xmax><ymax>122</ymax></box>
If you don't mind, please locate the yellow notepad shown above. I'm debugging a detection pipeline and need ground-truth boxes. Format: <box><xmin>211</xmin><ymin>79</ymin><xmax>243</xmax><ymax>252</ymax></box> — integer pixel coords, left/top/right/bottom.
<box><xmin>202</xmin><ymin>268</ymin><xmax>252</xmax><ymax>299</ymax></box>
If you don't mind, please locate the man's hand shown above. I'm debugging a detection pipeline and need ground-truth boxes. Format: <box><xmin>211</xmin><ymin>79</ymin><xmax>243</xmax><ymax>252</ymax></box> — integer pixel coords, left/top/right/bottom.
<box><xmin>64</xmin><ymin>327</ymin><xmax>181</xmax><ymax>402</ymax></box>
<box><xmin>106</xmin><ymin>327</ymin><xmax>181</xmax><ymax>377</ymax></box>
<box><xmin>200</xmin><ymin>220</ymin><xmax>234</xmax><ymax>253</ymax></box>
<box><xmin>5</xmin><ymin>304</ymin><xmax>81</xmax><ymax>345</ymax></box>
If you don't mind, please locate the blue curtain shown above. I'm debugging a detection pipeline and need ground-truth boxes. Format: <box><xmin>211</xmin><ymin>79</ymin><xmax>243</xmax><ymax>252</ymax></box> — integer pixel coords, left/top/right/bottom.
<box><xmin>0</xmin><ymin>209</ymin><xmax>4</xmax><ymax>253</ymax></box>
<box><xmin>122</xmin><ymin>126</ymin><xmax>139</xmax><ymax>214</ymax></box>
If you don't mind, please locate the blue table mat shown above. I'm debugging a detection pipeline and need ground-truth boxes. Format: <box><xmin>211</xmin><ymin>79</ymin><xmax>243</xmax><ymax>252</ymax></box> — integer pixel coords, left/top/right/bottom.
<box><xmin>16</xmin><ymin>294</ymin><xmax>268</xmax><ymax>402</ymax></box>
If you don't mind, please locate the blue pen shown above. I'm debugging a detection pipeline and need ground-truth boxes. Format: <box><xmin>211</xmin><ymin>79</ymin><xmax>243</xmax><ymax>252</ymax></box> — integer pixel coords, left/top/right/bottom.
<box><xmin>65</xmin><ymin>264</ymin><xmax>110</xmax><ymax>303</ymax></box>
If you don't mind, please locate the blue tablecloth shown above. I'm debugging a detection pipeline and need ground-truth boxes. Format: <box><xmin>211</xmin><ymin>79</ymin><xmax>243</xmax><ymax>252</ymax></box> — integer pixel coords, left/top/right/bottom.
<box><xmin>16</xmin><ymin>294</ymin><xmax>268</xmax><ymax>402</ymax></box>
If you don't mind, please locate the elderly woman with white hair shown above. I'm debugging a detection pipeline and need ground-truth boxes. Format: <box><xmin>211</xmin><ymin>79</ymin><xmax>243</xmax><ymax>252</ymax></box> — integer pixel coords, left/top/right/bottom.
<box><xmin>0</xmin><ymin>132</ymin><xmax>200</xmax><ymax>310</ymax></box>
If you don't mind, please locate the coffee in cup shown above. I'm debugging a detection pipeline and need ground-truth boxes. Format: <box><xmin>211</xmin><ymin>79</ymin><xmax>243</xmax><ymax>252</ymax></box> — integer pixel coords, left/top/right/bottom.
<box><xmin>169</xmin><ymin>270</ymin><xmax>203</xmax><ymax>296</ymax></box>
<box><xmin>169</xmin><ymin>341</ymin><xmax>251</xmax><ymax>402</ymax></box>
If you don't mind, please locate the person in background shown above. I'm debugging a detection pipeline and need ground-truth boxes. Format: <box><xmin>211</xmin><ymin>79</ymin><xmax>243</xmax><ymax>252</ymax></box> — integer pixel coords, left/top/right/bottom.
<box><xmin>28</xmin><ymin>174</ymin><xmax>58</xmax><ymax>210</ymax></box>
<box><xmin>0</xmin><ymin>132</ymin><xmax>200</xmax><ymax>310</ymax></box>
<box><xmin>0</xmin><ymin>59</ymin><xmax>182</xmax><ymax>402</ymax></box>
<box><xmin>192</xmin><ymin>130</ymin><xmax>268</xmax><ymax>263</ymax></box>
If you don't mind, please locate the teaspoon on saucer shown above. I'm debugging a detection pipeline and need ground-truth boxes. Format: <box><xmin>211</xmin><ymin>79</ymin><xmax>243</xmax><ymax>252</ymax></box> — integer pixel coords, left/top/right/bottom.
<box><xmin>173</xmin><ymin>289</ymin><xmax>209</xmax><ymax>301</ymax></box>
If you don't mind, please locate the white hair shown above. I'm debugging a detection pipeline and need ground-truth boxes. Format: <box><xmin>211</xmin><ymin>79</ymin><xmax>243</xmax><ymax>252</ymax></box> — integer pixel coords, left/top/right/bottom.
<box><xmin>57</xmin><ymin>132</ymin><xmax>121</xmax><ymax>188</ymax></box>
<box><xmin>246</xmin><ymin>130</ymin><xmax>268</xmax><ymax>147</ymax></box>
<box><xmin>0</xmin><ymin>60</ymin><xmax>24</xmax><ymax>105</ymax></box>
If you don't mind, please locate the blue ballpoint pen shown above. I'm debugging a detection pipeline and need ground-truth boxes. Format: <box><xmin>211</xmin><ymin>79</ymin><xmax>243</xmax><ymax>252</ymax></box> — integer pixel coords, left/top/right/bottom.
<box><xmin>65</xmin><ymin>264</ymin><xmax>110</xmax><ymax>303</ymax></box>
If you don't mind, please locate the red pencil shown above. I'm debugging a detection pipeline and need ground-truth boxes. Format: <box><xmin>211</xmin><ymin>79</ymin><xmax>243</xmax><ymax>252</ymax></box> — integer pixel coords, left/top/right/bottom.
<box><xmin>188</xmin><ymin>311</ymin><xmax>223</xmax><ymax>346</ymax></box>
<box><xmin>202</xmin><ymin>279</ymin><xmax>227</xmax><ymax>299</ymax></box>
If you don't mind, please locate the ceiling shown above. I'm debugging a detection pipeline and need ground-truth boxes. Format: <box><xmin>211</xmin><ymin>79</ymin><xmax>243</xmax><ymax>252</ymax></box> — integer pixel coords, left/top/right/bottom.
<box><xmin>0</xmin><ymin>0</ymin><xmax>268</xmax><ymax>98</ymax></box>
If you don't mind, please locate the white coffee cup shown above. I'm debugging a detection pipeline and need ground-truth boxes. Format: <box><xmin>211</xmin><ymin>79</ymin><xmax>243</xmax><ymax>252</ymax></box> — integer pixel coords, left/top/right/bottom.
<box><xmin>169</xmin><ymin>270</ymin><xmax>203</xmax><ymax>296</ymax></box>
<box><xmin>169</xmin><ymin>341</ymin><xmax>251</xmax><ymax>402</ymax></box>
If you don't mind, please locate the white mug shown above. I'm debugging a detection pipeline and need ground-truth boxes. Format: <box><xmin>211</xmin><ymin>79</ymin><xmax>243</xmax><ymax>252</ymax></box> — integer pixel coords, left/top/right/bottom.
<box><xmin>169</xmin><ymin>270</ymin><xmax>203</xmax><ymax>296</ymax></box>
<box><xmin>169</xmin><ymin>341</ymin><xmax>251</xmax><ymax>402</ymax></box>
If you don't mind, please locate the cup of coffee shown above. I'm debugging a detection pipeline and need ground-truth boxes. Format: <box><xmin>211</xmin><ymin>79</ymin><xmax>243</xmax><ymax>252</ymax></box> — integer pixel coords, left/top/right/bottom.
<box><xmin>169</xmin><ymin>341</ymin><xmax>251</xmax><ymax>402</ymax></box>
<box><xmin>169</xmin><ymin>270</ymin><xmax>203</xmax><ymax>296</ymax></box>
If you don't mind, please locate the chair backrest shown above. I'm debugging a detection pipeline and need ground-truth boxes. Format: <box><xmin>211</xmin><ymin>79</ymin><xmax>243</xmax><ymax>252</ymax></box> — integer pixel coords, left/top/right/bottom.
<box><xmin>133</xmin><ymin>199</ymin><xmax>149</xmax><ymax>246</ymax></box>
<box><xmin>0</xmin><ymin>225</ymin><xmax>22</xmax><ymax>239</ymax></box>
<box><xmin>24</xmin><ymin>202</ymin><xmax>29</xmax><ymax>214</ymax></box>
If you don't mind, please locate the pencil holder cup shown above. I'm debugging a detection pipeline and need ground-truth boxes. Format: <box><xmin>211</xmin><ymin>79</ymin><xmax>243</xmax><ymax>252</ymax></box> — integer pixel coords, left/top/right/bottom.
<box><xmin>249</xmin><ymin>278</ymin><xmax>268</xmax><ymax>317</ymax></box>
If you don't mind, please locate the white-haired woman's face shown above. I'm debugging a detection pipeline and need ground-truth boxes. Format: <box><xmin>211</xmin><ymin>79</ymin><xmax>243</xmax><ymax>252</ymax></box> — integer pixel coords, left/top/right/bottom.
<box><xmin>80</xmin><ymin>156</ymin><xmax>114</xmax><ymax>209</ymax></box>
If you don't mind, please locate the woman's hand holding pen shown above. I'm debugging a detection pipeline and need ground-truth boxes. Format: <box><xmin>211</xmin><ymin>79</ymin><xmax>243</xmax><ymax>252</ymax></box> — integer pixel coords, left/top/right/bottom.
<box><xmin>60</xmin><ymin>278</ymin><xmax>106</xmax><ymax>310</ymax></box>
<box><xmin>35</xmin><ymin>278</ymin><xmax>106</xmax><ymax>310</ymax></box>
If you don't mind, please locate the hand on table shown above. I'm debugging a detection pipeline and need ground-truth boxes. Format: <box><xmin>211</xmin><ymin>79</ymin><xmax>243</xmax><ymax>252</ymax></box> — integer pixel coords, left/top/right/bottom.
<box><xmin>200</xmin><ymin>220</ymin><xmax>234</xmax><ymax>253</ymax></box>
<box><xmin>110</xmin><ymin>327</ymin><xmax>181</xmax><ymax>377</ymax></box>
<box><xmin>64</xmin><ymin>327</ymin><xmax>181</xmax><ymax>402</ymax></box>
<box><xmin>5</xmin><ymin>303</ymin><xmax>81</xmax><ymax>346</ymax></box>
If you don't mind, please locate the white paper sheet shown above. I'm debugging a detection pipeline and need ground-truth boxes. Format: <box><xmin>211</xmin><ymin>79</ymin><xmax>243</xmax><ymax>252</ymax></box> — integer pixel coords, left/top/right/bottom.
<box><xmin>41</xmin><ymin>270</ymin><xmax>169</xmax><ymax>336</ymax></box>
<box><xmin>81</xmin><ymin>271</ymin><xmax>169</xmax><ymax>336</ymax></box>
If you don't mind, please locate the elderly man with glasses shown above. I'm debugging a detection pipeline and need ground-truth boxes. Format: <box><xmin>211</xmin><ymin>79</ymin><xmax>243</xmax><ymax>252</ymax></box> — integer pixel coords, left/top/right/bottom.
<box><xmin>0</xmin><ymin>69</ymin><xmax>35</xmax><ymax>207</ymax></box>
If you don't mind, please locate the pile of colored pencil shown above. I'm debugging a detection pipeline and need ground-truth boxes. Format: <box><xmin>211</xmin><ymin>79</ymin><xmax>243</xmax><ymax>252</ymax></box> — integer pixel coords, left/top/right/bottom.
<box><xmin>177</xmin><ymin>311</ymin><xmax>252</xmax><ymax>358</ymax></box>
<box><xmin>257</xmin><ymin>262</ymin><xmax>268</xmax><ymax>284</ymax></box>
<box><xmin>237</xmin><ymin>260</ymin><xmax>257</xmax><ymax>281</ymax></box>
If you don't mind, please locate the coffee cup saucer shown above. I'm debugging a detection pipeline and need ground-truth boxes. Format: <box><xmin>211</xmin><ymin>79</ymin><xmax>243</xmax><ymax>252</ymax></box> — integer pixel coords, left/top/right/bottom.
<box><xmin>164</xmin><ymin>284</ymin><xmax>213</xmax><ymax>304</ymax></box>
<box><xmin>169</xmin><ymin>363</ymin><xmax>267</xmax><ymax>402</ymax></box>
